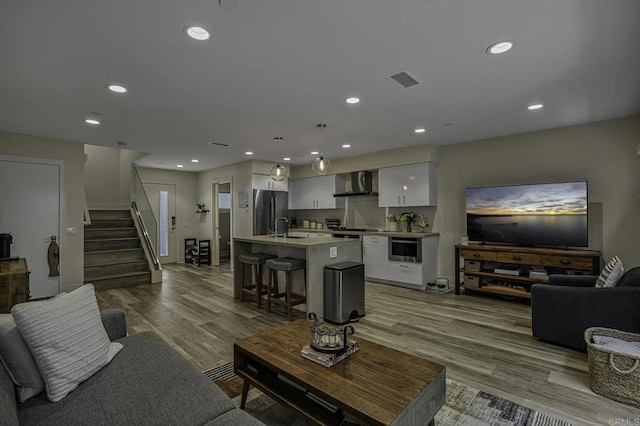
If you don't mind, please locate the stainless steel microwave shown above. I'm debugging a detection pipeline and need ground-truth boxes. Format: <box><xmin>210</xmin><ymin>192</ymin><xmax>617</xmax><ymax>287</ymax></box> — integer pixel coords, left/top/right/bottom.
<box><xmin>388</xmin><ymin>237</ymin><xmax>422</xmax><ymax>263</ymax></box>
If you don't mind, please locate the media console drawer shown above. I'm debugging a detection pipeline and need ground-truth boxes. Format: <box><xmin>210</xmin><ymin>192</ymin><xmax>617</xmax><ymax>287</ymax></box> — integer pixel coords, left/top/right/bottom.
<box><xmin>539</xmin><ymin>255</ymin><xmax>593</xmax><ymax>270</ymax></box>
<box><xmin>459</xmin><ymin>249</ymin><xmax>496</xmax><ymax>261</ymax></box>
<box><xmin>495</xmin><ymin>252</ymin><xmax>540</xmax><ymax>265</ymax></box>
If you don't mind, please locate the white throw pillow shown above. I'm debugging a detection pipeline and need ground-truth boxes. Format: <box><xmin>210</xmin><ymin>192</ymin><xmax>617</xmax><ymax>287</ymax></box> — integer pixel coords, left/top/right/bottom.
<box><xmin>11</xmin><ymin>284</ymin><xmax>122</xmax><ymax>402</ymax></box>
<box><xmin>595</xmin><ymin>256</ymin><xmax>624</xmax><ymax>288</ymax></box>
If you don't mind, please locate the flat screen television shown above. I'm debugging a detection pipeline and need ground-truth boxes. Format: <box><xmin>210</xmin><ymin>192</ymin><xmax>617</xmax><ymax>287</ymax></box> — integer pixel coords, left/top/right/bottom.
<box><xmin>466</xmin><ymin>181</ymin><xmax>588</xmax><ymax>247</ymax></box>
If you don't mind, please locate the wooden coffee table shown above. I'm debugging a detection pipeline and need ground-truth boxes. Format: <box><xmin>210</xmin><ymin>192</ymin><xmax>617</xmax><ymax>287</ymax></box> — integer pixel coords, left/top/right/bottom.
<box><xmin>233</xmin><ymin>320</ymin><xmax>446</xmax><ymax>425</ymax></box>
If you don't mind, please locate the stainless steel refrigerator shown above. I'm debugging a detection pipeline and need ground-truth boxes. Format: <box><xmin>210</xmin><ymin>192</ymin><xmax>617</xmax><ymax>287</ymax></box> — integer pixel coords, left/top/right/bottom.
<box><xmin>253</xmin><ymin>189</ymin><xmax>289</xmax><ymax>235</ymax></box>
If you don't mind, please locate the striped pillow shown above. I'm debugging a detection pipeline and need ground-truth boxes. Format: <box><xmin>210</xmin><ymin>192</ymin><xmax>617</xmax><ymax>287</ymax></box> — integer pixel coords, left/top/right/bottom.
<box><xmin>595</xmin><ymin>256</ymin><xmax>624</xmax><ymax>288</ymax></box>
<box><xmin>10</xmin><ymin>284</ymin><xmax>121</xmax><ymax>402</ymax></box>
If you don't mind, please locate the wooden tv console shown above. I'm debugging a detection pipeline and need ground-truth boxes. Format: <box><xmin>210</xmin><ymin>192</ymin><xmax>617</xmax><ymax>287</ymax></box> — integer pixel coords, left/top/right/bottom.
<box><xmin>454</xmin><ymin>244</ymin><xmax>601</xmax><ymax>300</ymax></box>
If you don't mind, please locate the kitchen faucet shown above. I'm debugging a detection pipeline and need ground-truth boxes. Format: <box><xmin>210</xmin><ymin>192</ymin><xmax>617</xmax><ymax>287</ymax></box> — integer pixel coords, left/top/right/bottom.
<box><xmin>275</xmin><ymin>217</ymin><xmax>288</xmax><ymax>237</ymax></box>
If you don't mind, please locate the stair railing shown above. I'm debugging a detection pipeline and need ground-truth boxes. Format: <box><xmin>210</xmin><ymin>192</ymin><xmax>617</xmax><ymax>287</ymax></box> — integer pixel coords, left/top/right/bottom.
<box><xmin>131</xmin><ymin>200</ymin><xmax>160</xmax><ymax>270</ymax></box>
<box><xmin>131</xmin><ymin>165</ymin><xmax>160</xmax><ymax>271</ymax></box>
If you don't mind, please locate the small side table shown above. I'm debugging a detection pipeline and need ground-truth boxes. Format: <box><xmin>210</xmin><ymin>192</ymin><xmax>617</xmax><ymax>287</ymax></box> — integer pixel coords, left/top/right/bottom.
<box><xmin>0</xmin><ymin>258</ymin><xmax>30</xmax><ymax>313</ymax></box>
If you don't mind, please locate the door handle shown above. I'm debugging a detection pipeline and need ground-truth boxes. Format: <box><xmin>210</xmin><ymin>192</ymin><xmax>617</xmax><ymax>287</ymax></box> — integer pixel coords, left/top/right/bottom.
<box><xmin>397</xmin><ymin>195</ymin><xmax>401</xmax><ymax>205</ymax></box>
<box><xmin>403</xmin><ymin>195</ymin><xmax>406</xmax><ymax>204</ymax></box>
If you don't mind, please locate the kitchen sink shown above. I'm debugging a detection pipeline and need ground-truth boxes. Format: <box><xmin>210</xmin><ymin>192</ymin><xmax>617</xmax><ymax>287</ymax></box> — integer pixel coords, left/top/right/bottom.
<box><xmin>267</xmin><ymin>234</ymin><xmax>307</xmax><ymax>239</ymax></box>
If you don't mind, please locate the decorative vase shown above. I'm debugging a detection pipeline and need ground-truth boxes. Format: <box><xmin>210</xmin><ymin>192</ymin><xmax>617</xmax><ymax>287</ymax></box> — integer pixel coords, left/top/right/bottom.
<box><xmin>389</xmin><ymin>222</ymin><xmax>398</xmax><ymax>232</ymax></box>
<box><xmin>406</xmin><ymin>222</ymin><xmax>412</xmax><ymax>233</ymax></box>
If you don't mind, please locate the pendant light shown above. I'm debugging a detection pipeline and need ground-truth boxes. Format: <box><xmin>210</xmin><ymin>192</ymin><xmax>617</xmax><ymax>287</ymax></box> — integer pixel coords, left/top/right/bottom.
<box><xmin>270</xmin><ymin>137</ymin><xmax>286</xmax><ymax>181</ymax></box>
<box><xmin>312</xmin><ymin>123</ymin><xmax>331</xmax><ymax>175</ymax></box>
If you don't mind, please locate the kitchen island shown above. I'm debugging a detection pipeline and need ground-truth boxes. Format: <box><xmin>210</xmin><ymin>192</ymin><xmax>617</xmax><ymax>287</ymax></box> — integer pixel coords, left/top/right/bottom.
<box><xmin>233</xmin><ymin>235</ymin><xmax>362</xmax><ymax>316</ymax></box>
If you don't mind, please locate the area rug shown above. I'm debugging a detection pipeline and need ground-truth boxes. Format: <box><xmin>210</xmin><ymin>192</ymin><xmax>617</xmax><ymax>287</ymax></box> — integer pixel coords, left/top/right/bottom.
<box><xmin>204</xmin><ymin>362</ymin><xmax>575</xmax><ymax>426</ymax></box>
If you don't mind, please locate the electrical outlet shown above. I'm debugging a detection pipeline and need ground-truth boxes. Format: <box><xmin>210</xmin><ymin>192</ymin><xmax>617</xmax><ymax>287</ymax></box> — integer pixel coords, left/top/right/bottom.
<box><xmin>329</xmin><ymin>246</ymin><xmax>337</xmax><ymax>258</ymax></box>
<box><xmin>65</xmin><ymin>227</ymin><xmax>76</xmax><ymax>235</ymax></box>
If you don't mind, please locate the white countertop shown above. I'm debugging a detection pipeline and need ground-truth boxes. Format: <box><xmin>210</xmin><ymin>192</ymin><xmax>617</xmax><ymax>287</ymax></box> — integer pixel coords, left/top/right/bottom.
<box><xmin>290</xmin><ymin>228</ymin><xmax>439</xmax><ymax>238</ymax></box>
<box><xmin>233</xmin><ymin>235</ymin><xmax>359</xmax><ymax>247</ymax></box>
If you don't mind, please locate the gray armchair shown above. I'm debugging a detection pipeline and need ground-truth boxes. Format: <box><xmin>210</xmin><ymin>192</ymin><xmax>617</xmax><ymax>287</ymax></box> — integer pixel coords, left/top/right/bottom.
<box><xmin>531</xmin><ymin>267</ymin><xmax>640</xmax><ymax>351</ymax></box>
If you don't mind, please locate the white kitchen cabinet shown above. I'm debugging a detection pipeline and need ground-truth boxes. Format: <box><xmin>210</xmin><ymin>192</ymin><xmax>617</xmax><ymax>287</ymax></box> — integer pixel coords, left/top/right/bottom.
<box><xmin>309</xmin><ymin>232</ymin><xmax>332</xmax><ymax>238</ymax></box>
<box><xmin>289</xmin><ymin>175</ymin><xmax>345</xmax><ymax>210</ymax></box>
<box><xmin>362</xmin><ymin>235</ymin><xmax>389</xmax><ymax>280</ymax></box>
<box><xmin>252</xmin><ymin>174</ymin><xmax>288</xmax><ymax>191</ymax></box>
<box><xmin>388</xmin><ymin>262</ymin><xmax>422</xmax><ymax>286</ymax></box>
<box><xmin>378</xmin><ymin>162</ymin><xmax>437</xmax><ymax>207</ymax></box>
<box><xmin>364</xmin><ymin>235</ymin><xmax>438</xmax><ymax>291</ymax></box>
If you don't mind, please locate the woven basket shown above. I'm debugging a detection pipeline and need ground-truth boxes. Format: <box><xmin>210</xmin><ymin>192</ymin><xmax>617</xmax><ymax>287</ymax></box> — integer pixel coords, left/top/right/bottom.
<box><xmin>585</xmin><ymin>327</ymin><xmax>640</xmax><ymax>408</ymax></box>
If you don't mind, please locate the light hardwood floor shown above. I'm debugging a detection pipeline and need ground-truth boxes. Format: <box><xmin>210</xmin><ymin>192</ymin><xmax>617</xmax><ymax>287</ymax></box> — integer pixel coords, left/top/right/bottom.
<box><xmin>95</xmin><ymin>263</ymin><xmax>640</xmax><ymax>425</ymax></box>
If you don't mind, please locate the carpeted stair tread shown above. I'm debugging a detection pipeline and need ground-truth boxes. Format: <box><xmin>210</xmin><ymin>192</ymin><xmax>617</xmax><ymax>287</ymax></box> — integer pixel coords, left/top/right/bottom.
<box><xmin>85</xmin><ymin>258</ymin><xmax>148</xmax><ymax>267</ymax></box>
<box><xmin>85</xmin><ymin>237</ymin><xmax>140</xmax><ymax>242</ymax></box>
<box><xmin>85</xmin><ymin>248</ymin><xmax>144</xmax><ymax>254</ymax></box>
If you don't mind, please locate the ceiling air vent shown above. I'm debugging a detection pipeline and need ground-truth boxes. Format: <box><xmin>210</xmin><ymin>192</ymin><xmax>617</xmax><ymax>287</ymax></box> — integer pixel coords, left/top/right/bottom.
<box><xmin>389</xmin><ymin>70</ymin><xmax>421</xmax><ymax>88</ymax></box>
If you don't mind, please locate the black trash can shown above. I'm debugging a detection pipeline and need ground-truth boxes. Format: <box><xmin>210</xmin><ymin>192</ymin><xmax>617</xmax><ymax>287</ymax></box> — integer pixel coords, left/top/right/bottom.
<box><xmin>0</xmin><ymin>234</ymin><xmax>12</xmax><ymax>259</ymax></box>
<box><xmin>324</xmin><ymin>262</ymin><xmax>365</xmax><ymax>325</ymax></box>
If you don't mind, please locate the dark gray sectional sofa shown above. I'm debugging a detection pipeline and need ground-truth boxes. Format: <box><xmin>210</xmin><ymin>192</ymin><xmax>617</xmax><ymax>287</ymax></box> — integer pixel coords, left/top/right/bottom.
<box><xmin>531</xmin><ymin>267</ymin><xmax>640</xmax><ymax>351</ymax></box>
<box><xmin>1</xmin><ymin>310</ymin><xmax>264</xmax><ymax>426</ymax></box>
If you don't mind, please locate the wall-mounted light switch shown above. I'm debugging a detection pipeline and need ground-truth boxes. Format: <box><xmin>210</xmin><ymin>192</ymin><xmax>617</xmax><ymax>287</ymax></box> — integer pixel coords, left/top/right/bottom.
<box><xmin>329</xmin><ymin>246</ymin><xmax>338</xmax><ymax>258</ymax></box>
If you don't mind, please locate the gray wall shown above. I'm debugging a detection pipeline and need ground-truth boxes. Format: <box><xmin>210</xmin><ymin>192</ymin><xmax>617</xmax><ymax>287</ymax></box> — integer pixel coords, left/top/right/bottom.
<box><xmin>435</xmin><ymin>114</ymin><xmax>640</xmax><ymax>282</ymax></box>
<box><xmin>84</xmin><ymin>145</ymin><xmax>147</xmax><ymax>209</ymax></box>
<box><xmin>136</xmin><ymin>167</ymin><xmax>199</xmax><ymax>263</ymax></box>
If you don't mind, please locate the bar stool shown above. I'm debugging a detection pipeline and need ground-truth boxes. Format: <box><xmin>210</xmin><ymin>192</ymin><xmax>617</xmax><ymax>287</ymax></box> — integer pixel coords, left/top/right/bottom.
<box><xmin>265</xmin><ymin>257</ymin><xmax>307</xmax><ymax>321</ymax></box>
<box><xmin>238</xmin><ymin>253</ymin><xmax>277</xmax><ymax>309</ymax></box>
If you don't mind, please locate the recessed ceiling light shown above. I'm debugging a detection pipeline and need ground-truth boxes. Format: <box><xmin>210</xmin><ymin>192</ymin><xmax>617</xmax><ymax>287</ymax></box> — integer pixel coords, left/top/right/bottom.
<box><xmin>191</xmin><ymin>159</ymin><xmax>199</xmax><ymax>163</ymax></box>
<box><xmin>527</xmin><ymin>103</ymin><xmax>544</xmax><ymax>110</ymax></box>
<box><xmin>177</xmin><ymin>164</ymin><xmax>184</xmax><ymax>168</ymax></box>
<box><xmin>106</xmin><ymin>84</ymin><xmax>127</xmax><ymax>93</ymax></box>
<box><xmin>342</xmin><ymin>144</ymin><xmax>351</xmax><ymax>148</ymax></box>
<box><xmin>414</xmin><ymin>128</ymin><xmax>426</xmax><ymax>134</ymax></box>
<box><xmin>283</xmin><ymin>157</ymin><xmax>291</xmax><ymax>161</ymax></box>
<box><xmin>85</xmin><ymin>118</ymin><xmax>100</xmax><ymax>125</ymax></box>
<box><xmin>245</xmin><ymin>151</ymin><xmax>253</xmax><ymax>155</ymax></box>
<box><xmin>486</xmin><ymin>40</ymin><xmax>514</xmax><ymax>55</ymax></box>
<box><xmin>185</xmin><ymin>26</ymin><xmax>210</xmax><ymax>41</ymax></box>
<box><xmin>345</xmin><ymin>97</ymin><xmax>360</xmax><ymax>104</ymax></box>
<box><xmin>310</xmin><ymin>151</ymin><xmax>319</xmax><ymax>155</ymax></box>
<box><xmin>219</xmin><ymin>0</ymin><xmax>237</xmax><ymax>9</ymax></box>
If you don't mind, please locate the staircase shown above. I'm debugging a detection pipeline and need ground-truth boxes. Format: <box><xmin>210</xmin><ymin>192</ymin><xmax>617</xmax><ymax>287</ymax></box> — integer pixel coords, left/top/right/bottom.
<box><xmin>84</xmin><ymin>210</ymin><xmax>151</xmax><ymax>290</ymax></box>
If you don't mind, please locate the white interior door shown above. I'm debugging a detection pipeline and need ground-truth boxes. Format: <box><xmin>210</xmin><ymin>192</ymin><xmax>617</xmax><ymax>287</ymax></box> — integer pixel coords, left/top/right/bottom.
<box><xmin>0</xmin><ymin>156</ymin><xmax>61</xmax><ymax>299</ymax></box>
<box><xmin>144</xmin><ymin>183</ymin><xmax>176</xmax><ymax>264</ymax></box>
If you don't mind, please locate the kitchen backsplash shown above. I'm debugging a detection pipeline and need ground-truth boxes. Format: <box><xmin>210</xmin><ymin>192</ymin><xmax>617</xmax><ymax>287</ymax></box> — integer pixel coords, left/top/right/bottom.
<box><xmin>291</xmin><ymin>198</ymin><xmax>436</xmax><ymax>232</ymax></box>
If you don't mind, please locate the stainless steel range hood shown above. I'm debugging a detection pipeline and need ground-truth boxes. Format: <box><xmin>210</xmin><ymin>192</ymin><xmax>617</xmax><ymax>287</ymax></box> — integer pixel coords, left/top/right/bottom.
<box><xmin>333</xmin><ymin>171</ymin><xmax>378</xmax><ymax>197</ymax></box>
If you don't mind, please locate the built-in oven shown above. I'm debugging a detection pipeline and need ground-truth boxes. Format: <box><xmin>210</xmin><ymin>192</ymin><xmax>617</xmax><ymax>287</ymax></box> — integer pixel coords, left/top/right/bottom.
<box><xmin>389</xmin><ymin>237</ymin><xmax>422</xmax><ymax>262</ymax></box>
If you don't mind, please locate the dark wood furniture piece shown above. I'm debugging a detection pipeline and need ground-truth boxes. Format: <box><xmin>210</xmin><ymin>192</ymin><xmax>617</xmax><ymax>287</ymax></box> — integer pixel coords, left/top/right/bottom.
<box><xmin>238</xmin><ymin>253</ymin><xmax>276</xmax><ymax>309</ymax></box>
<box><xmin>265</xmin><ymin>258</ymin><xmax>307</xmax><ymax>321</ymax></box>
<box><xmin>455</xmin><ymin>244</ymin><xmax>600</xmax><ymax>300</ymax></box>
<box><xmin>0</xmin><ymin>258</ymin><xmax>30</xmax><ymax>313</ymax></box>
<box><xmin>234</xmin><ymin>320</ymin><xmax>446</xmax><ymax>426</ymax></box>
<box><xmin>184</xmin><ymin>238</ymin><xmax>197</xmax><ymax>265</ymax></box>
<box><xmin>184</xmin><ymin>238</ymin><xmax>211</xmax><ymax>266</ymax></box>
<box><xmin>197</xmin><ymin>239</ymin><xmax>211</xmax><ymax>266</ymax></box>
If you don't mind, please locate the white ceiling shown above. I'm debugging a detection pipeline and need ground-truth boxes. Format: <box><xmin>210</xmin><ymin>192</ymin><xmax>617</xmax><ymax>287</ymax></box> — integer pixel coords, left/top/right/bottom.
<box><xmin>1</xmin><ymin>0</ymin><xmax>640</xmax><ymax>172</ymax></box>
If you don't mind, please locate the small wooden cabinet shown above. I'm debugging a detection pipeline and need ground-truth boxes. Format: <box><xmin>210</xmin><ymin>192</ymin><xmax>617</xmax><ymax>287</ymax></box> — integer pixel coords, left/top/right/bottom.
<box><xmin>454</xmin><ymin>244</ymin><xmax>600</xmax><ymax>300</ymax></box>
<box><xmin>184</xmin><ymin>238</ymin><xmax>211</xmax><ymax>266</ymax></box>
<box><xmin>0</xmin><ymin>258</ymin><xmax>30</xmax><ymax>313</ymax></box>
